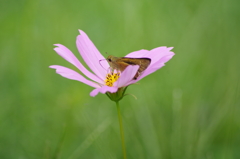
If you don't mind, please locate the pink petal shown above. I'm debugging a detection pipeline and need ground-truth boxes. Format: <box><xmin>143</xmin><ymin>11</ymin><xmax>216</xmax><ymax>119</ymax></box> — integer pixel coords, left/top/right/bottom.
<box><xmin>146</xmin><ymin>47</ymin><xmax>174</xmax><ymax>65</ymax></box>
<box><xmin>50</xmin><ymin>65</ymin><xmax>100</xmax><ymax>88</ymax></box>
<box><xmin>53</xmin><ymin>44</ymin><xmax>104</xmax><ymax>84</ymax></box>
<box><xmin>76</xmin><ymin>30</ymin><xmax>109</xmax><ymax>81</ymax></box>
<box><xmin>125</xmin><ymin>49</ymin><xmax>149</xmax><ymax>58</ymax></box>
<box><xmin>127</xmin><ymin>48</ymin><xmax>175</xmax><ymax>84</ymax></box>
<box><xmin>90</xmin><ymin>86</ymin><xmax>118</xmax><ymax>97</ymax></box>
<box><xmin>115</xmin><ymin>65</ymin><xmax>139</xmax><ymax>87</ymax></box>
<box><xmin>126</xmin><ymin>47</ymin><xmax>173</xmax><ymax>64</ymax></box>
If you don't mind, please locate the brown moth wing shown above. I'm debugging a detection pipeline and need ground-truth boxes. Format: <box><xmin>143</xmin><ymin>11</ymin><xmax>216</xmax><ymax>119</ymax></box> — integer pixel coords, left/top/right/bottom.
<box><xmin>107</xmin><ymin>56</ymin><xmax>129</xmax><ymax>71</ymax></box>
<box><xmin>120</xmin><ymin>57</ymin><xmax>151</xmax><ymax>79</ymax></box>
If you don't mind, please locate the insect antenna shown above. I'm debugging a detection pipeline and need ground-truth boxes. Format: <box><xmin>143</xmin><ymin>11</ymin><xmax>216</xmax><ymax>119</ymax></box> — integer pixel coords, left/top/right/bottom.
<box><xmin>99</xmin><ymin>58</ymin><xmax>108</xmax><ymax>71</ymax></box>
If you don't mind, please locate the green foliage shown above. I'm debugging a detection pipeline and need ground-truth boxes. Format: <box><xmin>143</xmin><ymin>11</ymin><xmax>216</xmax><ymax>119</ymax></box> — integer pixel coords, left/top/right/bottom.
<box><xmin>0</xmin><ymin>0</ymin><xmax>239</xmax><ymax>158</ymax></box>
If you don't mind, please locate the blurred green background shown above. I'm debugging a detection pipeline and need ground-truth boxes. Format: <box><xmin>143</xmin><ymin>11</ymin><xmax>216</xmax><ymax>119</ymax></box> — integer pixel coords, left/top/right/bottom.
<box><xmin>1</xmin><ymin>0</ymin><xmax>240</xmax><ymax>158</ymax></box>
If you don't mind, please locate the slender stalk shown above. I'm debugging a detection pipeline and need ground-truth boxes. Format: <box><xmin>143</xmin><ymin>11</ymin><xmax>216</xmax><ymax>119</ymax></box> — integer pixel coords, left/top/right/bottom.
<box><xmin>116</xmin><ymin>101</ymin><xmax>127</xmax><ymax>159</ymax></box>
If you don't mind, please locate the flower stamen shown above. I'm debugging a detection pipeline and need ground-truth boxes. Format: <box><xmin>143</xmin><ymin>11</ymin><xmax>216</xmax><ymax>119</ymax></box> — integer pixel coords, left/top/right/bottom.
<box><xmin>105</xmin><ymin>72</ymin><xmax>120</xmax><ymax>87</ymax></box>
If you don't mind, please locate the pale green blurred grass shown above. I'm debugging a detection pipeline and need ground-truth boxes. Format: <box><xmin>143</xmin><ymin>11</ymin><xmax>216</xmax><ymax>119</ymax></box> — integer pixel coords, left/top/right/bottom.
<box><xmin>0</xmin><ymin>0</ymin><xmax>240</xmax><ymax>158</ymax></box>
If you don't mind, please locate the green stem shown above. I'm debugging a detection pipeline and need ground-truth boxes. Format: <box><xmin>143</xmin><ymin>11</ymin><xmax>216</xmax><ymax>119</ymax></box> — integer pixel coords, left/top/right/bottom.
<box><xmin>116</xmin><ymin>101</ymin><xmax>127</xmax><ymax>159</ymax></box>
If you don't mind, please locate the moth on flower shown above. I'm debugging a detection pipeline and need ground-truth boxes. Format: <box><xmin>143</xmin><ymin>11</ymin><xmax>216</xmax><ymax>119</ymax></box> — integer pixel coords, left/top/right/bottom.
<box><xmin>50</xmin><ymin>30</ymin><xmax>174</xmax><ymax>100</ymax></box>
<box><xmin>106</xmin><ymin>55</ymin><xmax>151</xmax><ymax>80</ymax></box>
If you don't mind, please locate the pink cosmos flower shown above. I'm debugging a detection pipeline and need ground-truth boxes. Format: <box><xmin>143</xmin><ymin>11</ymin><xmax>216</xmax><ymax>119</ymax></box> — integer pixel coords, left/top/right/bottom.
<box><xmin>50</xmin><ymin>30</ymin><xmax>174</xmax><ymax>99</ymax></box>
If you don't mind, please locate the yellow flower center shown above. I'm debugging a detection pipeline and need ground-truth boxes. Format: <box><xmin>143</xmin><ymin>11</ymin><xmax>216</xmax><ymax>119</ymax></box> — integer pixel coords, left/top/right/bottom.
<box><xmin>105</xmin><ymin>72</ymin><xmax>120</xmax><ymax>87</ymax></box>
